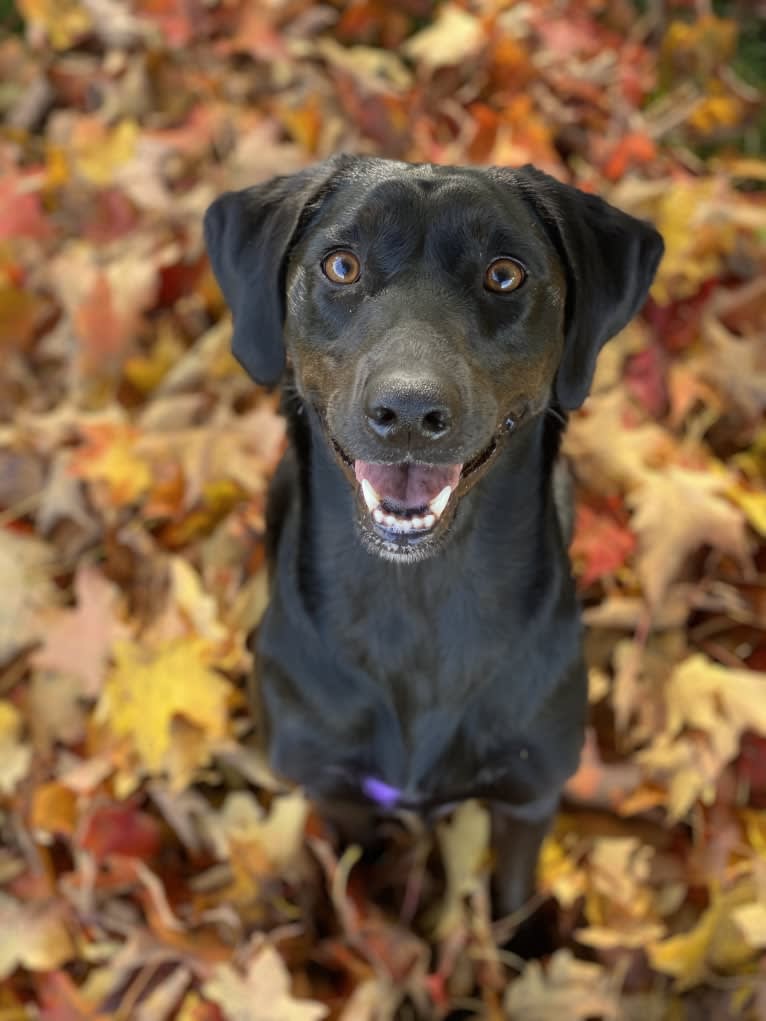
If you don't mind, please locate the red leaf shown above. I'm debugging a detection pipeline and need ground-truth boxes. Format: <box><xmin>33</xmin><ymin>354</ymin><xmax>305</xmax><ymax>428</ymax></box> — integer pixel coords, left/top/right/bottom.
<box><xmin>0</xmin><ymin>171</ymin><xmax>54</xmax><ymax>241</ymax></box>
<box><xmin>80</xmin><ymin>802</ymin><xmax>162</xmax><ymax>861</ymax></box>
<box><xmin>624</xmin><ymin>343</ymin><xmax>669</xmax><ymax>417</ymax></box>
<box><xmin>570</xmin><ymin>503</ymin><xmax>636</xmax><ymax>587</ymax></box>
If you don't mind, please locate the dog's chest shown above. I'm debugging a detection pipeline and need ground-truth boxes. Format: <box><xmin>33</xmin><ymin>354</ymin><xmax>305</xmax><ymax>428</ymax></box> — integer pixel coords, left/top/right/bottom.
<box><xmin>322</xmin><ymin>568</ymin><xmax>506</xmax><ymax>724</ymax></box>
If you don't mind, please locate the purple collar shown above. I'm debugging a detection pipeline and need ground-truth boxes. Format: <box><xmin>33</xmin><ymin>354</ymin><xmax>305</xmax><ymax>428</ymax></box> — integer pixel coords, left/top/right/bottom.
<box><xmin>362</xmin><ymin>776</ymin><xmax>402</xmax><ymax>808</ymax></box>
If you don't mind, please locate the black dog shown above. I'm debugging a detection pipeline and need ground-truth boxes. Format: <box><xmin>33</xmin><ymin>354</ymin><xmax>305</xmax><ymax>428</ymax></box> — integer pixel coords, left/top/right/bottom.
<box><xmin>205</xmin><ymin>155</ymin><xmax>663</xmax><ymax>915</ymax></box>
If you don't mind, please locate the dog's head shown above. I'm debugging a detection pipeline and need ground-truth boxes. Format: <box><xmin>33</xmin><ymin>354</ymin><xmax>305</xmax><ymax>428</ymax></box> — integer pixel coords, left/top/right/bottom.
<box><xmin>205</xmin><ymin>156</ymin><xmax>662</xmax><ymax>560</ymax></box>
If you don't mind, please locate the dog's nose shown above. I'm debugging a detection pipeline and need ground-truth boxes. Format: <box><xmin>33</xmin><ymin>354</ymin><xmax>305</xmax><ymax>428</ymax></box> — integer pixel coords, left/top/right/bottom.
<box><xmin>364</xmin><ymin>375</ymin><xmax>455</xmax><ymax>442</ymax></box>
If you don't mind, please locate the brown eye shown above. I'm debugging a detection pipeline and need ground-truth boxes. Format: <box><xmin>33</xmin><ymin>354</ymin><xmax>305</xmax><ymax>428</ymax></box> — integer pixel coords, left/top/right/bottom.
<box><xmin>484</xmin><ymin>257</ymin><xmax>525</xmax><ymax>294</ymax></box>
<box><xmin>322</xmin><ymin>250</ymin><xmax>361</xmax><ymax>284</ymax></box>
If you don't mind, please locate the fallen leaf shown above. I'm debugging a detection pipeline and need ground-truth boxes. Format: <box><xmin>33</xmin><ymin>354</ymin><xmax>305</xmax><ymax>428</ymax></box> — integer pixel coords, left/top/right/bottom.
<box><xmin>649</xmin><ymin>881</ymin><xmax>756</xmax><ymax>991</ymax></box>
<box><xmin>203</xmin><ymin>944</ymin><xmax>328</xmax><ymax>1021</ymax></box>
<box><xmin>203</xmin><ymin>790</ymin><xmax>309</xmax><ymax>871</ymax></box>
<box><xmin>639</xmin><ymin>654</ymin><xmax>766</xmax><ymax>819</ymax></box>
<box><xmin>628</xmin><ymin>466</ymin><xmax>750</xmax><ymax>607</ymax></box>
<box><xmin>432</xmin><ymin>799</ymin><xmax>490</xmax><ymax>939</ymax></box>
<box><xmin>16</xmin><ymin>0</ymin><xmax>91</xmax><ymax>50</ymax></box>
<box><xmin>0</xmin><ymin>530</ymin><xmax>58</xmax><ymax>666</ymax></box>
<box><xmin>505</xmin><ymin>949</ymin><xmax>625</xmax><ymax>1020</ymax></box>
<box><xmin>564</xmin><ymin>388</ymin><xmax>672</xmax><ymax>493</ymax></box>
<box><xmin>0</xmin><ymin>894</ymin><xmax>75</xmax><ymax>979</ymax></box>
<box><xmin>96</xmin><ymin>638</ymin><xmax>231</xmax><ymax>788</ymax></box>
<box><xmin>570</xmin><ymin>502</ymin><xmax>636</xmax><ymax>586</ymax></box>
<box><xmin>69</xmin><ymin>424</ymin><xmax>153</xmax><ymax>507</ymax></box>
<box><xmin>402</xmin><ymin>5</ymin><xmax>484</xmax><ymax>72</ymax></box>
<box><xmin>31</xmin><ymin>565</ymin><xmax>128</xmax><ymax>697</ymax></box>
<box><xmin>0</xmin><ymin>701</ymin><xmax>32</xmax><ymax>795</ymax></box>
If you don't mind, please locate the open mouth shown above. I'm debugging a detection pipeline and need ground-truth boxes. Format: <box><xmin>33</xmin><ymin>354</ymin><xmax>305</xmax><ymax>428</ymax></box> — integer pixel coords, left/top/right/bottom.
<box><xmin>355</xmin><ymin>460</ymin><xmax>463</xmax><ymax>538</ymax></box>
<box><xmin>331</xmin><ymin>430</ymin><xmax>501</xmax><ymax>555</ymax></box>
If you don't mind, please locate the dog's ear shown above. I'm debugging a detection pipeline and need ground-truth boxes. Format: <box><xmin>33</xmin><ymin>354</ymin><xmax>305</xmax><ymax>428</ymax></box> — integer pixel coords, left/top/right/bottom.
<box><xmin>507</xmin><ymin>166</ymin><xmax>663</xmax><ymax>410</ymax></box>
<box><xmin>204</xmin><ymin>156</ymin><xmax>348</xmax><ymax>385</ymax></box>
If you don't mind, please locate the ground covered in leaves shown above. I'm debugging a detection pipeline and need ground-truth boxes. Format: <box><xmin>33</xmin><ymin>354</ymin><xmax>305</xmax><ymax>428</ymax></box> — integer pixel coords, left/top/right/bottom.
<box><xmin>1</xmin><ymin>0</ymin><xmax>765</xmax><ymax>1018</ymax></box>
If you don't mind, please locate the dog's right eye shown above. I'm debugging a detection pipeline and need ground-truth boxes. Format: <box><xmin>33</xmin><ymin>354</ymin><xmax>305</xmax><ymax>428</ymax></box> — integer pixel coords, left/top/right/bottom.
<box><xmin>322</xmin><ymin>250</ymin><xmax>361</xmax><ymax>285</ymax></box>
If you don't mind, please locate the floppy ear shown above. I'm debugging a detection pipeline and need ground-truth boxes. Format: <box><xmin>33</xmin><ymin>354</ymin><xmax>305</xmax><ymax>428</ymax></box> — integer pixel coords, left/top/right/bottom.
<box><xmin>508</xmin><ymin>166</ymin><xmax>664</xmax><ymax>410</ymax></box>
<box><xmin>204</xmin><ymin>156</ymin><xmax>348</xmax><ymax>385</ymax></box>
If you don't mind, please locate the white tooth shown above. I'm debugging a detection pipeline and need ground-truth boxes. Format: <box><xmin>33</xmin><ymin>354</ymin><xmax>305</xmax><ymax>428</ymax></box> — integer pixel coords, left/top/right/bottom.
<box><xmin>361</xmin><ymin>478</ymin><xmax>380</xmax><ymax>512</ymax></box>
<box><xmin>429</xmin><ymin>486</ymin><xmax>452</xmax><ymax>517</ymax></box>
<box><xmin>411</xmin><ymin>516</ymin><xmax>424</xmax><ymax>530</ymax></box>
<box><xmin>422</xmin><ymin>514</ymin><xmax>435</xmax><ymax>529</ymax></box>
<box><xmin>385</xmin><ymin>514</ymin><xmax>397</xmax><ymax>527</ymax></box>
<box><xmin>397</xmin><ymin>518</ymin><xmax>412</xmax><ymax>532</ymax></box>
<box><xmin>373</xmin><ymin>507</ymin><xmax>385</xmax><ymax>524</ymax></box>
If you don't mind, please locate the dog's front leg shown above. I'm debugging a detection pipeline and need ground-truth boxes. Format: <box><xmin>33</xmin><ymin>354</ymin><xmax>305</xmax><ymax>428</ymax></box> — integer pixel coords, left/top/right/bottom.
<box><xmin>489</xmin><ymin>796</ymin><xmax>558</xmax><ymax>919</ymax></box>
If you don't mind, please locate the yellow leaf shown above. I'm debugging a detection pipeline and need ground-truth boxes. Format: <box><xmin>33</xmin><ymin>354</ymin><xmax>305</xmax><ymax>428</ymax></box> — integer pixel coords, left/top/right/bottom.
<box><xmin>97</xmin><ymin>638</ymin><xmax>231</xmax><ymax>789</ymax></box>
<box><xmin>726</xmin><ymin>484</ymin><xmax>766</xmax><ymax>536</ymax></box>
<box><xmin>732</xmin><ymin>902</ymin><xmax>766</xmax><ymax>949</ymax></box>
<box><xmin>649</xmin><ymin>882</ymin><xmax>756</xmax><ymax>991</ymax></box>
<box><xmin>0</xmin><ymin>702</ymin><xmax>32</xmax><ymax>796</ymax></box>
<box><xmin>650</xmin><ymin>180</ymin><xmax>736</xmax><ymax>304</ymax></box>
<box><xmin>72</xmin><ymin>118</ymin><xmax>139</xmax><ymax>186</ymax></box>
<box><xmin>432</xmin><ymin>799</ymin><xmax>490</xmax><ymax>939</ymax></box>
<box><xmin>538</xmin><ymin>834</ymin><xmax>587</xmax><ymax>909</ymax></box>
<box><xmin>17</xmin><ymin>0</ymin><xmax>91</xmax><ymax>50</ymax></box>
<box><xmin>71</xmin><ymin>425</ymin><xmax>152</xmax><ymax>506</ymax></box>
<box><xmin>123</xmin><ymin>322</ymin><xmax>185</xmax><ymax>393</ymax></box>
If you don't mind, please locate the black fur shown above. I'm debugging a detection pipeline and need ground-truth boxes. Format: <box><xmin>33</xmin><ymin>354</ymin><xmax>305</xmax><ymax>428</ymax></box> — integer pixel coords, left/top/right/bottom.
<box><xmin>204</xmin><ymin>157</ymin><xmax>663</xmax><ymax>915</ymax></box>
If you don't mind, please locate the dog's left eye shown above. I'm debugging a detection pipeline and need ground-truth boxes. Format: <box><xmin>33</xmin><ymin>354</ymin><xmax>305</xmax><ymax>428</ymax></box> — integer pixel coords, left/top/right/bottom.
<box><xmin>484</xmin><ymin>258</ymin><xmax>526</xmax><ymax>293</ymax></box>
<box><xmin>322</xmin><ymin>250</ymin><xmax>361</xmax><ymax>285</ymax></box>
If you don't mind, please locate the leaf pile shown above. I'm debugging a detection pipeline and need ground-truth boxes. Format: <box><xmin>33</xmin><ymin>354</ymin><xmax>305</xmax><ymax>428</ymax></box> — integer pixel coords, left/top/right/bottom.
<box><xmin>1</xmin><ymin>0</ymin><xmax>765</xmax><ymax>1017</ymax></box>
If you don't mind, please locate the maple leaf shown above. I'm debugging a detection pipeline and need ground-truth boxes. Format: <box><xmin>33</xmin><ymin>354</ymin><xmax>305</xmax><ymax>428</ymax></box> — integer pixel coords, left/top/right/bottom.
<box><xmin>570</xmin><ymin>502</ymin><xmax>636</xmax><ymax>586</ymax></box>
<box><xmin>204</xmin><ymin>790</ymin><xmax>309</xmax><ymax>871</ymax></box>
<box><xmin>0</xmin><ymin>894</ymin><xmax>75</xmax><ymax>979</ymax></box>
<box><xmin>96</xmin><ymin>637</ymin><xmax>232</xmax><ymax>789</ymax></box>
<box><xmin>505</xmin><ymin>949</ymin><xmax>625</xmax><ymax>1020</ymax></box>
<box><xmin>638</xmin><ymin>653</ymin><xmax>766</xmax><ymax>820</ymax></box>
<box><xmin>71</xmin><ymin>117</ymin><xmax>140</xmax><ymax>186</ymax></box>
<box><xmin>69</xmin><ymin>424</ymin><xmax>153</xmax><ymax>506</ymax></box>
<box><xmin>402</xmin><ymin>5</ymin><xmax>485</xmax><ymax>71</ymax></box>
<box><xmin>648</xmin><ymin>880</ymin><xmax>756</xmax><ymax>991</ymax></box>
<box><xmin>50</xmin><ymin>241</ymin><xmax>158</xmax><ymax>378</ymax></box>
<box><xmin>563</xmin><ymin>388</ymin><xmax>672</xmax><ymax>493</ymax></box>
<box><xmin>16</xmin><ymin>0</ymin><xmax>92</xmax><ymax>50</ymax></box>
<box><xmin>31</xmin><ymin>565</ymin><xmax>128</xmax><ymax>698</ymax></box>
<box><xmin>694</xmin><ymin>304</ymin><xmax>766</xmax><ymax>422</ymax></box>
<box><xmin>203</xmin><ymin>945</ymin><xmax>328</xmax><ymax>1021</ymax></box>
<box><xmin>628</xmin><ymin>466</ymin><xmax>751</xmax><ymax>607</ymax></box>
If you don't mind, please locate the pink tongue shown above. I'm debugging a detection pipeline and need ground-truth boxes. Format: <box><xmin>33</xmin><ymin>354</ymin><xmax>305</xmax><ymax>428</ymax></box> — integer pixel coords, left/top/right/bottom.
<box><xmin>354</xmin><ymin>461</ymin><xmax>462</xmax><ymax>509</ymax></box>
